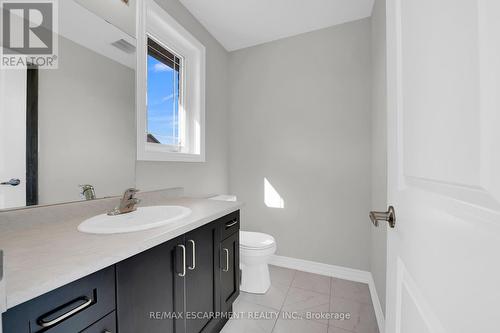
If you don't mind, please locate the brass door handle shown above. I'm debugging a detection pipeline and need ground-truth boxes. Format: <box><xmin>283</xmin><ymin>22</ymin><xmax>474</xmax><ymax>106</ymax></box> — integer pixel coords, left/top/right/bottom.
<box><xmin>369</xmin><ymin>206</ymin><xmax>396</xmax><ymax>228</ymax></box>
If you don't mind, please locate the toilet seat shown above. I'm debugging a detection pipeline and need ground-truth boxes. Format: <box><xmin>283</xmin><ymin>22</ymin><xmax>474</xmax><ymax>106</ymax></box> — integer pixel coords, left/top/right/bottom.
<box><xmin>240</xmin><ymin>231</ymin><xmax>275</xmax><ymax>250</ymax></box>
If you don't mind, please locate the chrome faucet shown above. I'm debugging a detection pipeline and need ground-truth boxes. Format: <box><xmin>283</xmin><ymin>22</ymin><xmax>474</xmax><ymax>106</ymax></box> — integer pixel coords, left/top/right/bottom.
<box><xmin>108</xmin><ymin>188</ymin><xmax>141</xmax><ymax>216</ymax></box>
<box><xmin>79</xmin><ymin>184</ymin><xmax>96</xmax><ymax>201</ymax></box>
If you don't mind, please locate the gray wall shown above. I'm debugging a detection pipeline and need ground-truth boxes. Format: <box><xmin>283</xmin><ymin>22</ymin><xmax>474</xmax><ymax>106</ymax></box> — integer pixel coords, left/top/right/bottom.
<box><xmin>135</xmin><ymin>0</ymin><xmax>230</xmax><ymax>197</ymax></box>
<box><xmin>38</xmin><ymin>36</ymin><xmax>136</xmax><ymax>205</ymax></box>
<box><xmin>228</xmin><ymin>19</ymin><xmax>373</xmax><ymax>270</ymax></box>
<box><xmin>370</xmin><ymin>0</ymin><xmax>388</xmax><ymax>313</ymax></box>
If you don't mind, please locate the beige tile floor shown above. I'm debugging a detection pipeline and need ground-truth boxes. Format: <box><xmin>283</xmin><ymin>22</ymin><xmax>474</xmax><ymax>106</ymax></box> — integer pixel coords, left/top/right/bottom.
<box><xmin>220</xmin><ymin>266</ymin><xmax>379</xmax><ymax>333</ymax></box>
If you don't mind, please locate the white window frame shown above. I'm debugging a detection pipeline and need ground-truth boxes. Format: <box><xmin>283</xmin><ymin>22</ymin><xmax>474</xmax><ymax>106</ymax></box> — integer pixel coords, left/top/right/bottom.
<box><xmin>136</xmin><ymin>0</ymin><xmax>206</xmax><ymax>162</ymax></box>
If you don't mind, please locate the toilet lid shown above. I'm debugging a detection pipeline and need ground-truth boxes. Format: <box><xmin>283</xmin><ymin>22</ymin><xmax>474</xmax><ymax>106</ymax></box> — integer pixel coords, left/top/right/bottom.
<box><xmin>240</xmin><ymin>231</ymin><xmax>276</xmax><ymax>249</ymax></box>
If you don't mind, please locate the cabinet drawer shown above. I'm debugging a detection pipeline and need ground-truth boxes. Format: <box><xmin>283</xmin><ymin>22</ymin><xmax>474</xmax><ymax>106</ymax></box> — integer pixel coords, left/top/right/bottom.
<box><xmin>2</xmin><ymin>266</ymin><xmax>115</xmax><ymax>333</ymax></box>
<box><xmin>220</xmin><ymin>211</ymin><xmax>240</xmax><ymax>240</ymax></box>
<box><xmin>81</xmin><ymin>311</ymin><xmax>116</xmax><ymax>333</ymax></box>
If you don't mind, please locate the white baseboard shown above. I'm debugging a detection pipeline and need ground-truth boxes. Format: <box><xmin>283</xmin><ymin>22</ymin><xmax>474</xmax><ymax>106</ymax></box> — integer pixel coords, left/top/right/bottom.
<box><xmin>269</xmin><ymin>255</ymin><xmax>385</xmax><ymax>333</ymax></box>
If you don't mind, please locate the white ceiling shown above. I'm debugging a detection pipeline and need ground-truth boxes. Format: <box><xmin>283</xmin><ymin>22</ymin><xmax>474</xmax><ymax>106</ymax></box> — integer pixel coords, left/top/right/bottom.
<box><xmin>59</xmin><ymin>1</ymin><xmax>136</xmax><ymax>68</ymax></box>
<box><xmin>178</xmin><ymin>0</ymin><xmax>375</xmax><ymax>51</ymax></box>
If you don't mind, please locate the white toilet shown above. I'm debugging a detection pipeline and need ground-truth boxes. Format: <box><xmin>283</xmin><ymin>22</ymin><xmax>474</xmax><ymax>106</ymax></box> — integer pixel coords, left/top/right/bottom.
<box><xmin>208</xmin><ymin>194</ymin><xmax>276</xmax><ymax>294</ymax></box>
<box><xmin>240</xmin><ymin>231</ymin><xmax>276</xmax><ymax>294</ymax></box>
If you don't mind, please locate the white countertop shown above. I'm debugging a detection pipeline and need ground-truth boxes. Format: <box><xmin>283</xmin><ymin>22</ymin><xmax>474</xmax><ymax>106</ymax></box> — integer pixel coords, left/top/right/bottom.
<box><xmin>0</xmin><ymin>197</ymin><xmax>242</xmax><ymax>310</ymax></box>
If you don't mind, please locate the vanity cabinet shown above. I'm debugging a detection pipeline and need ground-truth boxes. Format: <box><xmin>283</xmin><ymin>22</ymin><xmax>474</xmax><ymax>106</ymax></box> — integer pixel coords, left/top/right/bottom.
<box><xmin>1</xmin><ymin>210</ymin><xmax>240</xmax><ymax>333</ymax></box>
<box><xmin>116</xmin><ymin>211</ymin><xmax>239</xmax><ymax>333</ymax></box>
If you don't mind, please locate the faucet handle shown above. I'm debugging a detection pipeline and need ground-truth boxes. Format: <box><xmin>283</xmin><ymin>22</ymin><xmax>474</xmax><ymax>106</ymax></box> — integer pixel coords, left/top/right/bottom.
<box><xmin>108</xmin><ymin>188</ymin><xmax>141</xmax><ymax>216</ymax></box>
<box><xmin>125</xmin><ymin>188</ymin><xmax>140</xmax><ymax>195</ymax></box>
<box><xmin>122</xmin><ymin>188</ymin><xmax>140</xmax><ymax>199</ymax></box>
<box><xmin>79</xmin><ymin>184</ymin><xmax>96</xmax><ymax>200</ymax></box>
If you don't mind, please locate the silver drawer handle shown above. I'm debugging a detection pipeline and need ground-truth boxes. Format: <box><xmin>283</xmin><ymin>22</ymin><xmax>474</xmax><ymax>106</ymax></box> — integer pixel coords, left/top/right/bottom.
<box><xmin>222</xmin><ymin>248</ymin><xmax>230</xmax><ymax>272</ymax></box>
<box><xmin>225</xmin><ymin>220</ymin><xmax>238</xmax><ymax>228</ymax></box>
<box><xmin>38</xmin><ymin>297</ymin><xmax>93</xmax><ymax>328</ymax></box>
<box><xmin>178</xmin><ymin>244</ymin><xmax>186</xmax><ymax>277</ymax></box>
<box><xmin>188</xmin><ymin>240</ymin><xmax>196</xmax><ymax>270</ymax></box>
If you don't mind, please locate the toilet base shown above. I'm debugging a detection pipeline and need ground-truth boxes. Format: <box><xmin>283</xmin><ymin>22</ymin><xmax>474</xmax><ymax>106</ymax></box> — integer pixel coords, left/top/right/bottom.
<box><xmin>240</xmin><ymin>262</ymin><xmax>271</xmax><ymax>294</ymax></box>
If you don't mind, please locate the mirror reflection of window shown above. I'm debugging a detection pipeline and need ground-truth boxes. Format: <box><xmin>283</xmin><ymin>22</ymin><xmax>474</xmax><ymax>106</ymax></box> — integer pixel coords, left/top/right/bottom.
<box><xmin>146</xmin><ymin>38</ymin><xmax>183</xmax><ymax>149</ymax></box>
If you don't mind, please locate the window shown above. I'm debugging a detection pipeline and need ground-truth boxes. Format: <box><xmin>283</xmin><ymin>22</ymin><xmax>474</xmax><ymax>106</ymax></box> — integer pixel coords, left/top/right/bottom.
<box><xmin>137</xmin><ymin>0</ymin><xmax>206</xmax><ymax>162</ymax></box>
<box><xmin>147</xmin><ymin>38</ymin><xmax>183</xmax><ymax>148</ymax></box>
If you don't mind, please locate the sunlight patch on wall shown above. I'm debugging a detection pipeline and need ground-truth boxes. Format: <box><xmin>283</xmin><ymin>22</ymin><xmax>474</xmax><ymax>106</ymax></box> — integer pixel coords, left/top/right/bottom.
<box><xmin>264</xmin><ymin>178</ymin><xmax>284</xmax><ymax>209</ymax></box>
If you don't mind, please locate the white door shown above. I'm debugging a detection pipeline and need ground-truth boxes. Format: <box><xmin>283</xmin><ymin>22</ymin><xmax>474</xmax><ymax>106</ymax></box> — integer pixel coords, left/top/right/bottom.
<box><xmin>0</xmin><ymin>69</ymin><xmax>27</xmax><ymax>209</ymax></box>
<box><xmin>385</xmin><ymin>0</ymin><xmax>500</xmax><ymax>332</ymax></box>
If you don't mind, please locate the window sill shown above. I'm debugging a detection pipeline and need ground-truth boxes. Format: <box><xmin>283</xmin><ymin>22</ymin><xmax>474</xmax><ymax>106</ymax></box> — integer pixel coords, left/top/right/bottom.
<box><xmin>137</xmin><ymin>149</ymin><xmax>205</xmax><ymax>162</ymax></box>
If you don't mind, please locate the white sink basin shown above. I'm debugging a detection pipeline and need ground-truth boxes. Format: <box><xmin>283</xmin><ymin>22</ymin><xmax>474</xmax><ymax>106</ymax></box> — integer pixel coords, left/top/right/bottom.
<box><xmin>78</xmin><ymin>206</ymin><xmax>192</xmax><ymax>234</ymax></box>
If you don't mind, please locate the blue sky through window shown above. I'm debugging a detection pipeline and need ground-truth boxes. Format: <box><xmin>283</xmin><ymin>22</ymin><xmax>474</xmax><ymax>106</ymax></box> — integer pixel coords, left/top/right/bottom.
<box><xmin>147</xmin><ymin>55</ymin><xmax>179</xmax><ymax>145</ymax></box>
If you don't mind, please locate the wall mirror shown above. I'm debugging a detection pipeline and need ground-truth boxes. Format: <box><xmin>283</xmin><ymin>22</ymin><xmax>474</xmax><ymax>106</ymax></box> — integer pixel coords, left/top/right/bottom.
<box><xmin>0</xmin><ymin>0</ymin><xmax>137</xmax><ymax>210</ymax></box>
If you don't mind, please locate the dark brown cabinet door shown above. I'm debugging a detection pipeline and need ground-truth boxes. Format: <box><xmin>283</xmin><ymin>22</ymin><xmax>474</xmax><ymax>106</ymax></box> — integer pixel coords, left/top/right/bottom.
<box><xmin>116</xmin><ymin>236</ymin><xmax>185</xmax><ymax>333</ymax></box>
<box><xmin>184</xmin><ymin>221</ymin><xmax>221</xmax><ymax>333</ymax></box>
<box><xmin>220</xmin><ymin>232</ymin><xmax>240</xmax><ymax>312</ymax></box>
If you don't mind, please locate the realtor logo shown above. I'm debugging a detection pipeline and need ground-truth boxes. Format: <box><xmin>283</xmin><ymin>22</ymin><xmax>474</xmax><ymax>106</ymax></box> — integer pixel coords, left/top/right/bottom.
<box><xmin>1</xmin><ymin>0</ymin><xmax>58</xmax><ymax>68</ymax></box>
